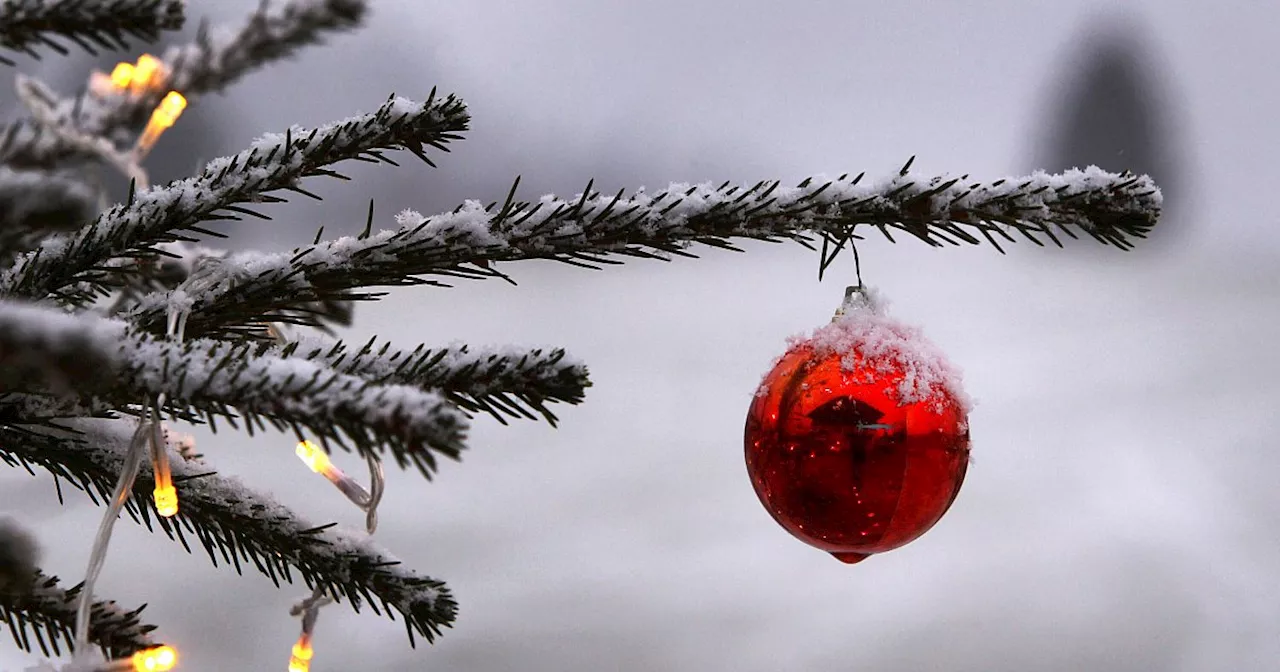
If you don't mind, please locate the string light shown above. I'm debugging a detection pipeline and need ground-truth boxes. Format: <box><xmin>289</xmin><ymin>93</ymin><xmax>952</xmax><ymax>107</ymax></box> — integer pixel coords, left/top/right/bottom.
<box><xmin>286</xmin><ymin>588</ymin><xmax>330</xmax><ymax>672</ymax></box>
<box><xmin>109</xmin><ymin>62</ymin><xmax>135</xmax><ymax>89</ymax></box>
<box><xmin>134</xmin><ymin>91</ymin><xmax>187</xmax><ymax>158</ymax></box>
<box><xmin>92</xmin><ymin>54</ymin><xmax>169</xmax><ymax>98</ymax></box>
<box><xmin>149</xmin><ymin>407</ymin><xmax>178</xmax><ymax>517</ymax></box>
<box><xmin>129</xmin><ymin>645</ymin><xmax>178</xmax><ymax>672</ymax></box>
<box><xmin>295</xmin><ymin>440</ymin><xmax>384</xmax><ymax>533</ymax></box>
<box><xmin>152</xmin><ymin>483</ymin><xmax>178</xmax><ymax>517</ymax></box>
<box><xmin>295</xmin><ymin>440</ymin><xmax>367</xmax><ymax>508</ymax></box>
<box><xmin>129</xmin><ymin>55</ymin><xmax>165</xmax><ymax>93</ymax></box>
<box><xmin>295</xmin><ymin>439</ymin><xmax>331</xmax><ymax>473</ymax></box>
<box><xmin>284</xmin><ymin>438</ymin><xmax>384</xmax><ymax>668</ymax></box>
<box><xmin>83</xmin><ymin>645</ymin><xmax>180</xmax><ymax>671</ymax></box>
<box><xmin>286</xmin><ymin>636</ymin><xmax>313</xmax><ymax>672</ymax></box>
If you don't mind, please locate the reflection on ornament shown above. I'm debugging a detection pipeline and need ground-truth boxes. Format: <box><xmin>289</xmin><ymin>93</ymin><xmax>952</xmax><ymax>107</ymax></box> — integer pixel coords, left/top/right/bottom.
<box><xmin>744</xmin><ymin>287</ymin><xmax>970</xmax><ymax>563</ymax></box>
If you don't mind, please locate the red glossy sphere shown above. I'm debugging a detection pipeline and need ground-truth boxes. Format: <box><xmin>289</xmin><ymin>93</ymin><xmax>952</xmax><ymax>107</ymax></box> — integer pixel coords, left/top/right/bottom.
<box><xmin>745</xmin><ymin>331</ymin><xmax>970</xmax><ymax>564</ymax></box>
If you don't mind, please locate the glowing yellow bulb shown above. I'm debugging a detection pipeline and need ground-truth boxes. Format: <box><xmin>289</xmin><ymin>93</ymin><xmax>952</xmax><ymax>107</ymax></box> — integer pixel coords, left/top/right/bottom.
<box><xmin>132</xmin><ymin>54</ymin><xmax>163</xmax><ymax>90</ymax></box>
<box><xmin>296</xmin><ymin>440</ymin><xmax>332</xmax><ymax>473</ymax></box>
<box><xmin>153</xmin><ymin>485</ymin><xmax>178</xmax><ymax>518</ymax></box>
<box><xmin>135</xmin><ymin>91</ymin><xmax>188</xmax><ymax>157</ymax></box>
<box><xmin>288</xmin><ymin>638</ymin><xmax>314</xmax><ymax>672</ymax></box>
<box><xmin>110</xmin><ymin>62</ymin><xmax>135</xmax><ymax>89</ymax></box>
<box><xmin>152</xmin><ymin>91</ymin><xmax>187</xmax><ymax>129</ymax></box>
<box><xmin>131</xmin><ymin>645</ymin><xmax>178</xmax><ymax>671</ymax></box>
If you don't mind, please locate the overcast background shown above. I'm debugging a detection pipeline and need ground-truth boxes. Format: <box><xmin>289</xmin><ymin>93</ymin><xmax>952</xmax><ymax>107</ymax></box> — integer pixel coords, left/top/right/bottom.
<box><xmin>4</xmin><ymin>0</ymin><xmax>1279</xmax><ymax>670</ymax></box>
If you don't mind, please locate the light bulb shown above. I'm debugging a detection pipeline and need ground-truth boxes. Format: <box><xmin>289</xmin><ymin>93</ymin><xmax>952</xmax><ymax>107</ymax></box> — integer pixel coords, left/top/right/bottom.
<box><xmin>287</xmin><ymin>637</ymin><xmax>313</xmax><ymax>672</ymax></box>
<box><xmin>135</xmin><ymin>91</ymin><xmax>187</xmax><ymax>157</ymax></box>
<box><xmin>153</xmin><ymin>485</ymin><xmax>178</xmax><ymax>518</ymax></box>
<box><xmin>110</xmin><ymin>62</ymin><xmax>135</xmax><ymax>89</ymax></box>
<box><xmin>295</xmin><ymin>440</ymin><xmax>332</xmax><ymax>473</ymax></box>
<box><xmin>130</xmin><ymin>645</ymin><xmax>178</xmax><ymax>672</ymax></box>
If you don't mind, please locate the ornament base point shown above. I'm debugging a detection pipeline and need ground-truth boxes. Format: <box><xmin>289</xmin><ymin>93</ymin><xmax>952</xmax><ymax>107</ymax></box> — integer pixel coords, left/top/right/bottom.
<box><xmin>830</xmin><ymin>551</ymin><xmax>871</xmax><ymax>564</ymax></box>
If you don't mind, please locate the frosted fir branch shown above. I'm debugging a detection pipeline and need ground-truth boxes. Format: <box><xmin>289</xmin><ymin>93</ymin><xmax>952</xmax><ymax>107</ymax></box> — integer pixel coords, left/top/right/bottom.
<box><xmin>124</xmin><ymin>166</ymin><xmax>1160</xmax><ymax>335</ymax></box>
<box><xmin>109</xmin><ymin>240</ymin><xmax>228</xmax><ymax>303</ymax></box>
<box><xmin>12</xmin><ymin>74</ymin><xmax>152</xmax><ymax>192</ymax></box>
<box><xmin>0</xmin><ymin>0</ymin><xmax>184</xmax><ymax>65</ymax></box>
<box><xmin>106</xmin><ymin>0</ymin><xmax>367</xmax><ymax>148</ymax></box>
<box><xmin>0</xmin><ymin>300</ymin><xmax>468</xmax><ymax>472</ymax></box>
<box><xmin>87</xmin><ymin>241</ymin><xmax>351</xmax><ymax>329</ymax></box>
<box><xmin>0</xmin><ymin>0</ymin><xmax>361</xmax><ymax>168</ymax></box>
<box><xmin>0</xmin><ymin>570</ymin><xmax>157</xmax><ymax>659</ymax></box>
<box><xmin>115</xmin><ymin>335</ymin><xmax>469</xmax><ymax>475</ymax></box>
<box><xmin>0</xmin><ymin>299</ymin><xmax>125</xmax><ymax>394</ymax></box>
<box><xmin>164</xmin><ymin>0</ymin><xmax>365</xmax><ymax>94</ymax></box>
<box><xmin>123</xmin><ymin>310</ymin><xmax>591</xmax><ymax>426</ymax></box>
<box><xmin>0</xmin><ymin>166</ymin><xmax>99</xmax><ymax>257</ymax></box>
<box><xmin>0</xmin><ymin>91</ymin><xmax>470</xmax><ymax>303</ymax></box>
<box><xmin>275</xmin><ymin>334</ymin><xmax>592</xmax><ymax>425</ymax></box>
<box><xmin>96</xmin><ymin>241</ymin><xmax>355</xmax><ymax>333</ymax></box>
<box><xmin>96</xmin><ymin>242</ymin><xmax>230</xmax><ymax>318</ymax></box>
<box><xmin>0</xmin><ymin>419</ymin><xmax>456</xmax><ymax>646</ymax></box>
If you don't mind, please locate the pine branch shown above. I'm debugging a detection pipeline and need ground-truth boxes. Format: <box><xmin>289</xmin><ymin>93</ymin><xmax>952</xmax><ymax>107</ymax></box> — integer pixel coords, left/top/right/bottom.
<box><xmin>0</xmin><ymin>300</ymin><xmax>469</xmax><ymax>474</ymax></box>
<box><xmin>64</xmin><ymin>0</ymin><xmax>368</xmax><ymax>158</ymax></box>
<box><xmin>0</xmin><ymin>569</ymin><xmax>157</xmax><ymax>659</ymax></box>
<box><xmin>0</xmin><ymin>298</ymin><xmax>124</xmax><ymax>395</ymax></box>
<box><xmin>0</xmin><ymin>91</ymin><xmax>470</xmax><ymax>304</ymax></box>
<box><xmin>276</xmin><ymin>334</ymin><xmax>592</xmax><ymax>426</ymax></box>
<box><xmin>0</xmin><ymin>0</ymin><xmax>184</xmax><ymax>66</ymax></box>
<box><xmin>123</xmin><ymin>166</ymin><xmax>1160</xmax><ymax>336</ymax></box>
<box><xmin>0</xmin><ymin>419</ymin><xmax>456</xmax><ymax>646</ymax></box>
<box><xmin>117</xmin><ymin>336</ymin><xmax>469</xmax><ymax>475</ymax></box>
<box><xmin>164</xmin><ymin>0</ymin><xmax>365</xmax><ymax>95</ymax></box>
<box><xmin>0</xmin><ymin>0</ymin><xmax>364</xmax><ymax>169</ymax></box>
<box><xmin>0</xmin><ymin>166</ymin><xmax>99</xmax><ymax>259</ymax></box>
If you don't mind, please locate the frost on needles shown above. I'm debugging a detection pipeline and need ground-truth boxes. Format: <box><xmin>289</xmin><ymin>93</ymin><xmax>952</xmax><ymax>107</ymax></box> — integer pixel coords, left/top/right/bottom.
<box><xmin>0</xmin><ymin>0</ymin><xmax>1163</xmax><ymax>668</ymax></box>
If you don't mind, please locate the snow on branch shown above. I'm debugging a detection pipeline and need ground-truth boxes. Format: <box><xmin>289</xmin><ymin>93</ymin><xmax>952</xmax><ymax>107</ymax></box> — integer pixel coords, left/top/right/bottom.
<box><xmin>0</xmin><ymin>298</ymin><xmax>125</xmax><ymax>394</ymax></box>
<box><xmin>116</xmin><ymin>335</ymin><xmax>469</xmax><ymax>475</ymax></box>
<box><xmin>277</xmin><ymin>334</ymin><xmax>592</xmax><ymax>426</ymax></box>
<box><xmin>0</xmin><ymin>0</ymin><xmax>364</xmax><ymax>168</ymax></box>
<box><xmin>0</xmin><ymin>569</ymin><xmax>157</xmax><ymax>659</ymax></box>
<box><xmin>0</xmin><ymin>419</ymin><xmax>457</xmax><ymax>646</ymax></box>
<box><xmin>0</xmin><ymin>166</ymin><xmax>99</xmax><ymax>258</ymax></box>
<box><xmin>0</xmin><ymin>0</ymin><xmax>184</xmax><ymax>65</ymax></box>
<box><xmin>123</xmin><ymin>166</ymin><xmax>1161</xmax><ymax>337</ymax></box>
<box><xmin>0</xmin><ymin>299</ymin><xmax>468</xmax><ymax>473</ymax></box>
<box><xmin>163</xmin><ymin>0</ymin><xmax>365</xmax><ymax>95</ymax></box>
<box><xmin>0</xmin><ymin>91</ymin><xmax>470</xmax><ymax>304</ymax></box>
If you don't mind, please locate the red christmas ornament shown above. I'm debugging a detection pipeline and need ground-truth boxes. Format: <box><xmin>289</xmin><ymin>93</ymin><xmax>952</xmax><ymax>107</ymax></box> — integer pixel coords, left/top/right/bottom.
<box><xmin>744</xmin><ymin>287</ymin><xmax>970</xmax><ymax>564</ymax></box>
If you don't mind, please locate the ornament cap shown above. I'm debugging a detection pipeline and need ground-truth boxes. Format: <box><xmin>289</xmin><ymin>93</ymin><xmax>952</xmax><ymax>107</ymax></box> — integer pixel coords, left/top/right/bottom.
<box><xmin>831</xmin><ymin>285</ymin><xmax>881</xmax><ymax>322</ymax></box>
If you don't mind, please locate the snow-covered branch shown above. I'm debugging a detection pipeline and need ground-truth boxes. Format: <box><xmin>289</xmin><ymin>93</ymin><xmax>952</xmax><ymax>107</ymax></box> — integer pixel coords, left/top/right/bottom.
<box><xmin>117</xmin><ymin>335</ymin><xmax>469</xmax><ymax>474</ymax></box>
<box><xmin>277</xmin><ymin>334</ymin><xmax>591</xmax><ymax>425</ymax></box>
<box><xmin>0</xmin><ymin>419</ymin><xmax>456</xmax><ymax>646</ymax></box>
<box><xmin>0</xmin><ymin>0</ymin><xmax>364</xmax><ymax>169</ymax></box>
<box><xmin>0</xmin><ymin>569</ymin><xmax>157</xmax><ymax>659</ymax></box>
<box><xmin>123</xmin><ymin>166</ymin><xmax>1160</xmax><ymax>336</ymax></box>
<box><xmin>0</xmin><ymin>166</ymin><xmax>99</xmax><ymax>257</ymax></box>
<box><xmin>0</xmin><ymin>300</ymin><xmax>468</xmax><ymax>472</ymax></box>
<box><xmin>0</xmin><ymin>91</ymin><xmax>470</xmax><ymax>304</ymax></box>
<box><xmin>163</xmin><ymin>0</ymin><xmax>365</xmax><ymax>95</ymax></box>
<box><xmin>0</xmin><ymin>0</ymin><xmax>184</xmax><ymax>65</ymax></box>
<box><xmin>0</xmin><ymin>299</ymin><xmax>124</xmax><ymax>394</ymax></box>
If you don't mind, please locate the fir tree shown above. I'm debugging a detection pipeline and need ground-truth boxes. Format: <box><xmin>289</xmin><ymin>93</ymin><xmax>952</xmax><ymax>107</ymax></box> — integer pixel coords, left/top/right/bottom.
<box><xmin>0</xmin><ymin>1</ymin><xmax>1161</xmax><ymax>669</ymax></box>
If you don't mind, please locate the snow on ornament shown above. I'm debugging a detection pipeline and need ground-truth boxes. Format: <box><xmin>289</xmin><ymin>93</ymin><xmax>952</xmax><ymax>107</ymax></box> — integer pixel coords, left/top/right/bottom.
<box><xmin>744</xmin><ymin>286</ymin><xmax>970</xmax><ymax>564</ymax></box>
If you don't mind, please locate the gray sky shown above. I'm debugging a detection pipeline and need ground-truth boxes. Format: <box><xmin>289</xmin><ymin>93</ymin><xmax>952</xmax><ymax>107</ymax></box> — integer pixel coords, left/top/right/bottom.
<box><xmin>3</xmin><ymin>0</ymin><xmax>1278</xmax><ymax>670</ymax></box>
